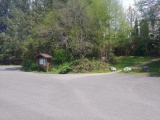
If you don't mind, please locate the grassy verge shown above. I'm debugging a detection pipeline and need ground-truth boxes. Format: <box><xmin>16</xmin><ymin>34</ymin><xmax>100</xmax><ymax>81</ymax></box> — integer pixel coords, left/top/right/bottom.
<box><xmin>113</xmin><ymin>56</ymin><xmax>153</xmax><ymax>70</ymax></box>
<box><xmin>48</xmin><ymin>56</ymin><xmax>155</xmax><ymax>74</ymax></box>
<box><xmin>111</xmin><ymin>56</ymin><xmax>159</xmax><ymax>75</ymax></box>
<box><xmin>49</xmin><ymin>59</ymin><xmax>109</xmax><ymax>74</ymax></box>
<box><xmin>24</xmin><ymin>56</ymin><xmax>158</xmax><ymax>75</ymax></box>
<box><xmin>131</xmin><ymin>61</ymin><xmax>160</xmax><ymax>75</ymax></box>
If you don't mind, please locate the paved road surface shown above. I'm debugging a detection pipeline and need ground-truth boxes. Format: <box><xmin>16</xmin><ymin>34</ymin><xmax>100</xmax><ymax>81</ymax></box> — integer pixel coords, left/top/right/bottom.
<box><xmin>0</xmin><ymin>66</ymin><xmax>160</xmax><ymax>120</ymax></box>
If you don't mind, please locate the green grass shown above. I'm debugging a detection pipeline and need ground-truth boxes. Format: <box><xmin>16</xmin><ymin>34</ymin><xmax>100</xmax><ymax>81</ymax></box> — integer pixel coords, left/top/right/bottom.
<box><xmin>111</xmin><ymin>56</ymin><xmax>159</xmax><ymax>75</ymax></box>
<box><xmin>132</xmin><ymin>60</ymin><xmax>160</xmax><ymax>75</ymax></box>
<box><xmin>85</xmin><ymin>67</ymin><xmax>111</xmax><ymax>73</ymax></box>
<box><xmin>49</xmin><ymin>59</ymin><xmax>110</xmax><ymax>74</ymax></box>
<box><xmin>33</xmin><ymin>56</ymin><xmax>159</xmax><ymax>75</ymax></box>
<box><xmin>113</xmin><ymin>56</ymin><xmax>153</xmax><ymax>70</ymax></box>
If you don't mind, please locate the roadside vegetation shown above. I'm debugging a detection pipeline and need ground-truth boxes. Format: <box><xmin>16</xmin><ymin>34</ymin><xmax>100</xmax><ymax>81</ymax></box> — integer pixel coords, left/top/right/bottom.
<box><xmin>49</xmin><ymin>59</ymin><xmax>108</xmax><ymax>74</ymax></box>
<box><xmin>22</xmin><ymin>55</ymin><xmax>160</xmax><ymax>75</ymax></box>
<box><xmin>130</xmin><ymin>60</ymin><xmax>160</xmax><ymax>75</ymax></box>
<box><xmin>113</xmin><ymin>56</ymin><xmax>153</xmax><ymax>70</ymax></box>
<box><xmin>0</xmin><ymin>0</ymin><xmax>160</xmax><ymax>75</ymax></box>
<box><xmin>144</xmin><ymin>61</ymin><xmax>160</xmax><ymax>75</ymax></box>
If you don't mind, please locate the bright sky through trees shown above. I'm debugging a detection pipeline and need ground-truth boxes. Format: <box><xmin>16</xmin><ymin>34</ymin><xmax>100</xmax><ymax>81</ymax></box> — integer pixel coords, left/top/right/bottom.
<box><xmin>122</xmin><ymin>0</ymin><xmax>134</xmax><ymax>7</ymax></box>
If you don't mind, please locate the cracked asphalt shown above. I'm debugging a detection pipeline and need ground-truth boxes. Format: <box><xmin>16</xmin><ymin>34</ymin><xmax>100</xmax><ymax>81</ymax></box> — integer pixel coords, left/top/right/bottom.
<box><xmin>0</xmin><ymin>66</ymin><xmax>160</xmax><ymax>120</ymax></box>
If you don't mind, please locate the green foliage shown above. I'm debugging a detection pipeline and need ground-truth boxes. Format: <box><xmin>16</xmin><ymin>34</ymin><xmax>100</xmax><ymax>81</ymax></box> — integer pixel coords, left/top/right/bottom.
<box><xmin>135</xmin><ymin>0</ymin><xmax>160</xmax><ymax>56</ymax></box>
<box><xmin>53</xmin><ymin>49</ymin><xmax>73</xmax><ymax>64</ymax></box>
<box><xmin>108</xmin><ymin>53</ymin><xmax>118</xmax><ymax>64</ymax></box>
<box><xmin>125</xmin><ymin>60</ymin><xmax>160</xmax><ymax>75</ymax></box>
<box><xmin>22</xmin><ymin>60</ymin><xmax>38</xmax><ymax>72</ymax></box>
<box><xmin>50</xmin><ymin>67</ymin><xmax>59</xmax><ymax>74</ymax></box>
<box><xmin>58</xmin><ymin>63</ymin><xmax>72</xmax><ymax>74</ymax></box>
<box><xmin>1</xmin><ymin>0</ymin><xmax>159</xmax><ymax>66</ymax></box>
<box><xmin>50</xmin><ymin>63</ymin><xmax>72</xmax><ymax>74</ymax></box>
<box><xmin>90</xmin><ymin>0</ymin><xmax>128</xmax><ymax>57</ymax></box>
<box><xmin>113</xmin><ymin>56</ymin><xmax>153</xmax><ymax>70</ymax></box>
<box><xmin>144</xmin><ymin>61</ymin><xmax>160</xmax><ymax>75</ymax></box>
<box><xmin>71</xmin><ymin>58</ymin><xmax>106</xmax><ymax>73</ymax></box>
<box><xmin>0</xmin><ymin>54</ymin><xmax>4</xmax><ymax>64</ymax></box>
<box><xmin>49</xmin><ymin>58</ymin><xmax>107</xmax><ymax>74</ymax></box>
<box><xmin>71</xmin><ymin>59</ymin><xmax>93</xmax><ymax>73</ymax></box>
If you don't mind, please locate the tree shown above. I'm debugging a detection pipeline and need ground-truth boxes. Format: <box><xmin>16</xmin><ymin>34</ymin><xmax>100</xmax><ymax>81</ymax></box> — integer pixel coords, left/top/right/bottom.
<box><xmin>0</xmin><ymin>0</ymin><xmax>33</xmax><ymax>64</ymax></box>
<box><xmin>135</xmin><ymin>0</ymin><xmax>160</xmax><ymax>55</ymax></box>
<box><xmin>0</xmin><ymin>0</ymin><xmax>133</xmax><ymax>64</ymax></box>
<box><xmin>0</xmin><ymin>0</ymin><xmax>10</xmax><ymax>33</ymax></box>
<box><xmin>57</xmin><ymin>0</ymin><xmax>93</xmax><ymax>58</ymax></box>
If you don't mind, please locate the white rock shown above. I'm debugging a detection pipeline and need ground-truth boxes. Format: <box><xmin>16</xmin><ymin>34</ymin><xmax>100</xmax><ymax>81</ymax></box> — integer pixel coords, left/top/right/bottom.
<box><xmin>109</xmin><ymin>67</ymin><xmax>117</xmax><ymax>71</ymax></box>
<box><xmin>123</xmin><ymin>67</ymin><xmax>132</xmax><ymax>72</ymax></box>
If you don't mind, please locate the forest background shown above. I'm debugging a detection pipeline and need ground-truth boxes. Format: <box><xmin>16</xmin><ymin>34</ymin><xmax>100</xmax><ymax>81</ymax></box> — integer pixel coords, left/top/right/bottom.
<box><xmin>0</xmin><ymin>0</ymin><xmax>160</xmax><ymax>72</ymax></box>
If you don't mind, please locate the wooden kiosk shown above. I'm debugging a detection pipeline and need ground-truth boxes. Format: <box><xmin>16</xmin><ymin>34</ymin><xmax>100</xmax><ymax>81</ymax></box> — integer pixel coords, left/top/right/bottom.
<box><xmin>34</xmin><ymin>53</ymin><xmax>53</xmax><ymax>72</ymax></box>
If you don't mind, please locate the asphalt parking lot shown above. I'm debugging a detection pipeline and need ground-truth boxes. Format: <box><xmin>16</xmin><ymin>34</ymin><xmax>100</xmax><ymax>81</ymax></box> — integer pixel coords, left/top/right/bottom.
<box><xmin>0</xmin><ymin>66</ymin><xmax>160</xmax><ymax>120</ymax></box>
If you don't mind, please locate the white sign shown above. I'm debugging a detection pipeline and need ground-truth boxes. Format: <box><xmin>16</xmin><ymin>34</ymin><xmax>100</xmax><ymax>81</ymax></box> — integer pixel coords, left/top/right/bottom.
<box><xmin>39</xmin><ymin>58</ymin><xmax>46</xmax><ymax>66</ymax></box>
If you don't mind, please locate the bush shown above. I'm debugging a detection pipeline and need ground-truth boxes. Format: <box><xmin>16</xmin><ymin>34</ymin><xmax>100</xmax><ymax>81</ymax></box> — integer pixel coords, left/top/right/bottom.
<box><xmin>71</xmin><ymin>59</ymin><xmax>92</xmax><ymax>73</ymax></box>
<box><xmin>0</xmin><ymin>54</ymin><xmax>3</xmax><ymax>64</ymax></box>
<box><xmin>58</xmin><ymin>63</ymin><xmax>72</xmax><ymax>74</ymax></box>
<box><xmin>50</xmin><ymin>66</ymin><xmax>59</xmax><ymax>73</ymax></box>
<box><xmin>92</xmin><ymin>59</ymin><xmax>106</xmax><ymax>70</ymax></box>
<box><xmin>71</xmin><ymin>58</ymin><xmax>106</xmax><ymax>73</ymax></box>
<box><xmin>49</xmin><ymin>58</ymin><xmax>107</xmax><ymax>74</ymax></box>
<box><xmin>22</xmin><ymin>60</ymin><xmax>38</xmax><ymax>71</ymax></box>
<box><xmin>108</xmin><ymin>53</ymin><xmax>118</xmax><ymax>64</ymax></box>
<box><xmin>53</xmin><ymin>49</ymin><xmax>73</xmax><ymax>64</ymax></box>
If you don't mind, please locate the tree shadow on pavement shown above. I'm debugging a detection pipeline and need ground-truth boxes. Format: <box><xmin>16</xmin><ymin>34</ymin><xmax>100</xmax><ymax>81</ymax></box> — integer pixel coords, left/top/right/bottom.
<box><xmin>0</xmin><ymin>66</ymin><xmax>22</xmax><ymax>71</ymax></box>
<box><xmin>147</xmin><ymin>74</ymin><xmax>160</xmax><ymax>77</ymax></box>
<box><xmin>6</xmin><ymin>67</ymin><xmax>22</xmax><ymax>71</ymax></box>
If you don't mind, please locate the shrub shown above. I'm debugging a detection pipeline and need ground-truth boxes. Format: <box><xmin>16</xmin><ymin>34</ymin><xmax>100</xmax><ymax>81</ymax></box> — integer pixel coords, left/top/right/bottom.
<box><xmin>71</xmin><ymin>59</ymin><xmax>92</xmax><ymax>73</ymax></box>
<box><xmin>71</xmin><ymin>58</ymin><xmax>106</xmax><ymax>73</ymax></box>
<box><xmin>108</xmin><ymin>53</ymin><xmax>118</xmax><ymax>64</ymax></box>
<box><xmin>49</xmin><ymin>58</ymin><xmax>108</xmax><ymax>74</ymax></box>
<box><xmin>22</xmin><ymin>60</ymin><xmax>38</xmax><ymax>71</ymax></box>
<box><xmin>53</xmin><ymin>49</ymin><xmax>73</xmax><ymax>64</ymax></box>
<box><xmin>58</xmin><ymin>63</ymin><xmax>72</xmax><ymax>74</ymax></box>
<box><xmin>92</xmin><ymin>59</ymin><xmax>106</xmax><ymax>70</ymax></box>
<box><xmin>50</xmin><ymin>66</ymin><xmax>59</xmax><ymax>73</ymax></box>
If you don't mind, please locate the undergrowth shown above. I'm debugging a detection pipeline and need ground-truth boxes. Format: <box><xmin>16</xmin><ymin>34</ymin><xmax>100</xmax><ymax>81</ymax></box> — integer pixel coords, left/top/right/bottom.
<box><xmin>50</xmin><ymin>58</ymin><xmax>107</xmax><ymax>74</ymax></box>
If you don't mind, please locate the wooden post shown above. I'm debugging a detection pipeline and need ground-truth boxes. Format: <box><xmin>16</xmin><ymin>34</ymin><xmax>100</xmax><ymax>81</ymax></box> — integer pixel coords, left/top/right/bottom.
<box><xmin>46</xmin><ymin>62</ymin><xmax>49</xmax><ymax>72</ymax></box>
